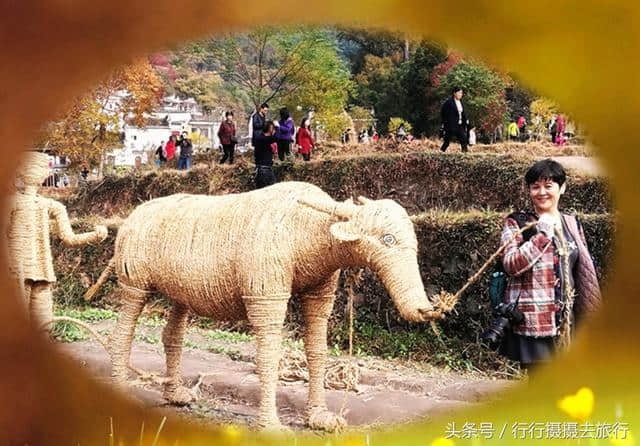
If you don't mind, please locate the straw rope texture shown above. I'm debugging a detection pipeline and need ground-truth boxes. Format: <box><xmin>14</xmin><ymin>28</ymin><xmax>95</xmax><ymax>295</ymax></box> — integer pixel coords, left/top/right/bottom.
<box><xmin>102</xmin><ymin>181</ymin><xmax>441</xmax><ymax>431</ymax></box>
<box><xmin>5</xmin><ymin>152</ymin><xmax>107</xmax><ymax>331</ymax></box>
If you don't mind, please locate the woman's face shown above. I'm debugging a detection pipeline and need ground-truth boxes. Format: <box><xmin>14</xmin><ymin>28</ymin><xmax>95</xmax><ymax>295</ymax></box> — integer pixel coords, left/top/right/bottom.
<box><xmin>528</xmin><ymin>178</ymin><xmax>566</xmax><ymax>214</ymax></box>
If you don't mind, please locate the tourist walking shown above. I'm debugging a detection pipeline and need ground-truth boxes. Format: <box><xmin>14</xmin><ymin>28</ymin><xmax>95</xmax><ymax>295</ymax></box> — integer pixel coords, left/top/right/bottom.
<box><xmin>177</xmin><ymin>131</ymin><xmax>193</xmax><ymax>170</ymax></box>
<box><xmin>218</xmin><ymin>111</ymin><xmax>237</xmax><ymax>165</ymax></box>
<box><xmin>253</xmin><ymin>120</ymin><xmax>280</xmax><ymax>188</ymax></box>
<box><xmin>508</xmin><ymin>122</ymin><xmax>519</xmax><ymax>141</ymax></box>
<box><xmin>165</xmin><ymin>135</ymin><xmax>177</xmax><ymax>162</ymax></box>
<box><xmin>517</xmin><ymin>115</ymin><xmax>527</xmax><ymax>142</ymax></box>
<box><xmin>396</xmin><ymin>124</ymin><xmax>407</xmax><ymax>142</ymax></box>
<box><xmin>554</xmin><ymin>114</ymin><xmax>566</xmax><ymax>146</ymax></box>
<box><xmin>251</xmin><ymin>103</ymin><xmax>269</xmax><ymax>148</ymax></box>
<box><xmin>440</xmin><ymin>86</ymin><xmax>469</xmax><ymax>152</ymax></box>
<box><xmin>296</xmin><ymin>117</ymin><xmax>315</xmax><ymax>162</ymax></box>
<box><xmin>155</xmin><ymin>140</ymin><xmax>166</xmax><ymax>167</ymax></box>
<box><xmin>275</xmin><ymin>107</ymin><xmax>295</xmax><ymax>161</ymax></box>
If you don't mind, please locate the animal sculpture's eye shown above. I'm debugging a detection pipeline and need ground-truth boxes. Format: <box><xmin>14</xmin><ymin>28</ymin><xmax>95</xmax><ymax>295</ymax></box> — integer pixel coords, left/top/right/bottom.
<box><xmin>382</xmin><ymin>234</ymin><xmax>396</xmax><ymax>246</ymax></box>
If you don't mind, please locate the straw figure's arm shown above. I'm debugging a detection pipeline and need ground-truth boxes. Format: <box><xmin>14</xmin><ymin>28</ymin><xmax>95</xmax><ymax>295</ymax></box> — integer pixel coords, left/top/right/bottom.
<box><xmin>3</xmin><ymin>198</ymin><xmax>26</xmax><ymax>302</ymax></box>
<box><xmin>47</xmin><ymin>200</ymin><xmax>108</xmax><ymax>246</ymax></box>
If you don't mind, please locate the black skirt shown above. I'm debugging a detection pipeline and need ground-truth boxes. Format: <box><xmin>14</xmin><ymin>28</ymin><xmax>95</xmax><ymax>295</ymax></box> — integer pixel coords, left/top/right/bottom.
<box><xmin>500</xmin><ymin>329</ymin><xmax>556</xmax><ymax>365</ymax></box>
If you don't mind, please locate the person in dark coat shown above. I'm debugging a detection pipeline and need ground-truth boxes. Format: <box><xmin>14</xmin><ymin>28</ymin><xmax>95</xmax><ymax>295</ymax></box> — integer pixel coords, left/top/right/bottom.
<box><xmin>440</xmin><ymin>86</ymin><xmax>469</xmax><ymax>153</ymax></box>
<box><xmin>251</xmin><ymin>103</ymin><xmax>269</xmax><ymax>148</ymax></box>
<box><xmin>155</xmin><ymin>141</ymin><xmax>166</xmax><ymax>166</ymax></box>
<box><xmin>253</xmin><ymin>120</ymin><xmax>280</xmax><ymax>189</ymax></box>
<box><xmin>177</xmin><ymin>131</ymin><xmax>193</xmax><ymax>170</ymax></box>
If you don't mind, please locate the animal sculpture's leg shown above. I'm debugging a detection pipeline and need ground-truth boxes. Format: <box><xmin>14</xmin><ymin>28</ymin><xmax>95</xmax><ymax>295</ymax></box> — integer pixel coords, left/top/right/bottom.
<box><xmin>302</xmin><ymin>293</ymin><xmax>346</xmax><ymax>432</ymax></box>
<box><xmin>161</xmin><ymin>302</ymin><xmax>193</xmax><ymax>405</ymax></box>
<box><xmin>243</xmin><ymin>294</ymin><xmax>289</xmax><ymax>430</ymax></box>
<box><xmin>110</xmin><ymin>286</ymin><xmax>147</xmax><ymax>382</ymax></box>
<box><xmin>28</xmin><ymin>281</ymin><xmax>54</xmax><ymax>333</ymax></box>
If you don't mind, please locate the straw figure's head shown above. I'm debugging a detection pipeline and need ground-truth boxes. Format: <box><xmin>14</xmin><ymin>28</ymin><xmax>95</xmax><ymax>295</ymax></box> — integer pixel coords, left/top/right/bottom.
<box><xmin>300</xmin><ymin>195</ymin><xmax>438</xmax><ymax>322</ymax></box>
<box><xmin>16</xmin><ymin>152</ymin><xmax>50</xmax><ymax>194</ymax></box>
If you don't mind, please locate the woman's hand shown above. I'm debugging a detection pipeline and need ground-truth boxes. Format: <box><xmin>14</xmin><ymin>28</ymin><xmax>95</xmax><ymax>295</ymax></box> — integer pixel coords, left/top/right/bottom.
<box><xmin>94</xmin><ymin>225</ymin><xmax>108</xmax><ymax>242</ymax></box>
<box><xmin>537</xmin><ymin>213</ymin><xmax>559</xmax><ymax>237</ymax></box>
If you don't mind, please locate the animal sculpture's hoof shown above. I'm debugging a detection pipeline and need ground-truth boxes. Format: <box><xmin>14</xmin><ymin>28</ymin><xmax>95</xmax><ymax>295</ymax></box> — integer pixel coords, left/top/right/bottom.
<box><xmin>163</xmin><ymin>385</ymin><xmax>195</xmax><ymax>406</ymax></box>
<box><xmin>307</xmin><ymin>407</ymin><xmax>347</xmax><ymax>432</ymax></box>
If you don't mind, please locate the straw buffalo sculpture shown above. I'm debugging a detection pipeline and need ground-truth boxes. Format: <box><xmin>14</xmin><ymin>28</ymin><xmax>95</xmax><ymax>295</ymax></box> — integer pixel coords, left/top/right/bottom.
<box><xmin>86</xmin><ymin>181</ymin><xmax>442</xmax><ymax>431</ymax></box>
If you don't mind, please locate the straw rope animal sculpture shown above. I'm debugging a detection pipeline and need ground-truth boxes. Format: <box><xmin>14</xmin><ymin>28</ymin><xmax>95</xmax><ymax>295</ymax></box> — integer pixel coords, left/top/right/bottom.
<box><xmin>85</xmin><ymin>181</ymin><xmax>443</xmax><ymax>431</ymax></box>
<box><xmin>5</xmin><ymin>152</ymin><xmax>107</xmax><ymax>331</ymax></box>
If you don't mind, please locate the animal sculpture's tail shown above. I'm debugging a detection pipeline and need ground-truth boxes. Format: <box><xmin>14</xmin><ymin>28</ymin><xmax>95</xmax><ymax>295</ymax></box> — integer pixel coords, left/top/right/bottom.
<box><xmin>84</xmin><ymin>257</ymin><xmax>115</xmax><ymax>301</ymax></box>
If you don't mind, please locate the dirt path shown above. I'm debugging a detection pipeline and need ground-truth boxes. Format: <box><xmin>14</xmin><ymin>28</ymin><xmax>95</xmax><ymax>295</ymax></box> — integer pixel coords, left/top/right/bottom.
<box><xmin>55</xmin><ymin>319</ymin><xmax>516</xmax><ymax>430</ymax></box>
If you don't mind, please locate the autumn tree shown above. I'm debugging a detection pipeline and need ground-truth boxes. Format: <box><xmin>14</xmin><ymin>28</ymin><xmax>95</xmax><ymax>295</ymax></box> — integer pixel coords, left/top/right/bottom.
<box><xmin>530</xmin><ymin>97</ymin><xmax>559</xmax><ymax>138</ymax></box>
<box><xmin>39</xmin><ymin>58</ymin><xmax>162</xmax><ymax>174</ymax></box>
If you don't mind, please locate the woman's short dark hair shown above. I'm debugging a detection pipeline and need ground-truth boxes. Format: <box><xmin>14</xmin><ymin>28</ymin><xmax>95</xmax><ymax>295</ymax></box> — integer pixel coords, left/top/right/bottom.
<box><xmin>263</xmin><ymin>120</ymin><xmax>275</xmax><ymax>133</ymax></box>
<box><xmin>452</xmin><ymin>86</ymin><xmax>462</xmax><ymax>95</ymax></box>
<box><xmin>525</xmin><ymin>158</ymin><xmax>567</xmax><ymax>186</ymax></box>
<box><xmin>279</xmin><ymin>107</ymin><xmax>290</xmax><ymax>121</ymax></box>
<box><xmin>225</xmin><ymin>111</ymin><xmax>234</xmax><ymax>117</ymax></box>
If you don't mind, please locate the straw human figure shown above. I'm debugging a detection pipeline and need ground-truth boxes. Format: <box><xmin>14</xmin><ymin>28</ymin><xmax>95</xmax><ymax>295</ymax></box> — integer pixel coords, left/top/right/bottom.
<box><xmin>86</xmin><ymin>181</ymin><xmax>443</xmax><ymax>431</ymax></box>
<box><xmin>5</xmin><ymin>152</ymin><xmax>108</xmax><ymax>331</ymax></box>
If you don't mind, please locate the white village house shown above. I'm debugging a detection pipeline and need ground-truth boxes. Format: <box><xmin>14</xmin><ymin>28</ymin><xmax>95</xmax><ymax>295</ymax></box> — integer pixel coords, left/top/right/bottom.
<box><xmin>108</xmin><ymin>94</ymin><xmax>221</xmax><ymax>167</ymax></box>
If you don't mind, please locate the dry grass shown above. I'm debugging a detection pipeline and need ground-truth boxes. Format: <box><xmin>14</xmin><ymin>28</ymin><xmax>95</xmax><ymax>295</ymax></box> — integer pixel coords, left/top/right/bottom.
<box><xmin>313</xmin><ymin>138</ymin><xmax>594</xmax><ymax>160</ymax></box>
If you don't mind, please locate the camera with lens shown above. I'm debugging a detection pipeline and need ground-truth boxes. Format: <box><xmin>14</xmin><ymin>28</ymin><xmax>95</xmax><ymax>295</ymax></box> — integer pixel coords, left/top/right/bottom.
<box><xmin>480</xmin><ymin>300</ymin><xmax>525</xmax><ymax>347</ymax></box>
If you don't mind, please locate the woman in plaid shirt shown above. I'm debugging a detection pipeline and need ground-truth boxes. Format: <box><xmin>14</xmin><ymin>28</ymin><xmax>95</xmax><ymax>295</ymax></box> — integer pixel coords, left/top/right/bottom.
<box><xmin>499</xmin><ymin>159</ymin><xmax>601</xmax><ymax>368</ymax></box>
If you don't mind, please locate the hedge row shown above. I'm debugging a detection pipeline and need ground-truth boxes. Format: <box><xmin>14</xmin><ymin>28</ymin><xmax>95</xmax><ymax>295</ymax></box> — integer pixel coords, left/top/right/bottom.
<box><xmin>51</xmin><ymin>211</ymin><xmax>616</xmax><ymax>368</ymax></box>
<box><xmin>65</xmin><ymin>152</ymin><xmax>612</xmax><ymax>218</ymax></box>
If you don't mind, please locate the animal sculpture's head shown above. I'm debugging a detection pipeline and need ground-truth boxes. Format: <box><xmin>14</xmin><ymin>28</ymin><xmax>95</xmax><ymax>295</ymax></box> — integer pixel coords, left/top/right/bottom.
<box><xmin>300</xmin><ymin>195</ymin><xmax>439</xmax><ymax>322</ymax></box>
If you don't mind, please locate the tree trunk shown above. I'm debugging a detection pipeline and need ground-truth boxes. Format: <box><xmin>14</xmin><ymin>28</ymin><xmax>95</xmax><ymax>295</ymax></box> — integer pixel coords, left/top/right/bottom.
<box><xmin>404</xmin><ymin>38</ymin><xmax>410</xmax><ymax>62</ymax></box>
<box><xmin>98</xmin><ymin>148</ymin><xmax>105</xmax><ymax>179</ymax></box>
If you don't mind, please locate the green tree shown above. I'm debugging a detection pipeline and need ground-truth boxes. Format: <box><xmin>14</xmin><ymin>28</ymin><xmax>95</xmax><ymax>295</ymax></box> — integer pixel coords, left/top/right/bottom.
<box><xmin>434</xmin><ymin>59</ymin><xmax>508</xmax><ymax>137</ymax></box>
<box><xmin>335</xmin><ymin>27</ymin><xmax>406</xmax><ymax>74</ymax></box>
<box><xmin>352</xmin><ymin>55</ymin><xmax>405</xmax><ymax>133</ymax></box>
<box><xmin>212</xmin><ymin>27</ymin><xmax>346</xmax><ymax>111</ymax></box>
<box><xmin>280</xmin><ymin>36</ymin><xmax>354</xmax><ymax>125</ymax></box>
<box><xmin>396</xmin><ymin>41</ymin><xmax>447</xmax><ymax>136</ymax></box>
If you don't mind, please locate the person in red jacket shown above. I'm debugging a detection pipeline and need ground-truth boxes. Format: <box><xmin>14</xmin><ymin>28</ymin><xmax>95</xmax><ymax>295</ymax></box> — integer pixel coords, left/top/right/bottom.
<box><xmin>165</xmin><ymin>134</ymin><xmax>177</xmax><ymax>162</ymax></box>
<box><xmin>218</xmin><ymin>111</ymin><xmax>237</xmax><ymax>164</ymax></box>
<box><xmin>295</xmin><ymin>117</ymin><xmax>314</xmax><ymax>161</ymax></box>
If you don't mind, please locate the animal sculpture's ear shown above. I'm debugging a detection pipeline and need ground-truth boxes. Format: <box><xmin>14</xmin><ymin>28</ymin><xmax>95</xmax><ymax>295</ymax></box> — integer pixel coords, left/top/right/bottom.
<box><xmin>330</xmin><ymin>221</ymin><xmax>361</xmax><ymax>242</ymax></box>
<box><xmin>356</xmin><ymin>196</ymin><xmax>372</xmax><ymax>205</ymax></box>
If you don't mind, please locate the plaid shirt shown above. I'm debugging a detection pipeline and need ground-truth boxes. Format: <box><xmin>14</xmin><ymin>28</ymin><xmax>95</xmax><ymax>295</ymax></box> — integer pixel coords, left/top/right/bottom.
<box><xmin>500</xmin><ymin>213</ymin><xmax>600</xmax><ymax>337</ymax></box>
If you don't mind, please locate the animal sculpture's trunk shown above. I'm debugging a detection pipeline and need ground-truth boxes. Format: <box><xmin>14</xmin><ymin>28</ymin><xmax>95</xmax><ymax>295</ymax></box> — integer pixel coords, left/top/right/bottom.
<box><xmin>375</xmin><ymin>254</ymin><xmax>434</xmax><ymax>322</ymax></box>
